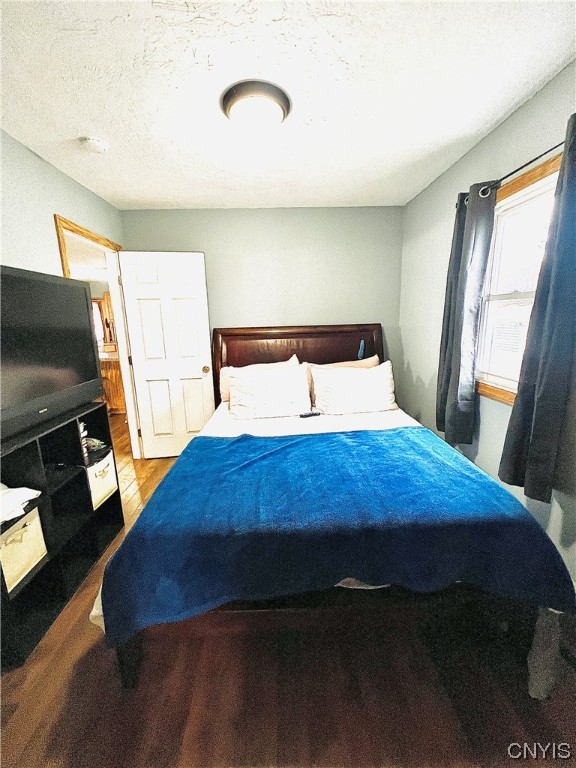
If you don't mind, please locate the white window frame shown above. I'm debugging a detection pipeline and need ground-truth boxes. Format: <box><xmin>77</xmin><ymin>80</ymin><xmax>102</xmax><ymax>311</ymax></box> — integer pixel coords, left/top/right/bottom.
<box><xmin>475</xmin><ymin>158</ymin><xmax>560</xmax><ymax>403</ymax></box>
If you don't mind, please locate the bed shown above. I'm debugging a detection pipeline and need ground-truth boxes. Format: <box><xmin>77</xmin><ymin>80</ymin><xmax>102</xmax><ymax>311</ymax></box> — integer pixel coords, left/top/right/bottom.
<box><xmin>97</xmin><ymin>324</ymin><xmax>575</xmax><ymax>688</ymax></box>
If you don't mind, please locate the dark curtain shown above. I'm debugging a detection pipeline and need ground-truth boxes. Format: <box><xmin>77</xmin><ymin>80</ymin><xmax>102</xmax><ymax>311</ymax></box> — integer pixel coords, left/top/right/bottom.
<box><xmin>436</xmin><ymin>181</ymin><xmax>498</xmax><ymax>445</ymax></box>
<box><xmin>499</xmin><ymin>114</ymin><xmax>576</xmax><ymax>503</ymax></box>
<box><xmin>436</xmin><ymin>192</ymin><xmax>467</xmax><ymax>434</ymax></box>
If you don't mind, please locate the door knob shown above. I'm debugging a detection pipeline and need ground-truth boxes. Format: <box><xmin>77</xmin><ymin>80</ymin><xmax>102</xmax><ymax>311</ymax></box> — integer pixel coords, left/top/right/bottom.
<box><xmin>202</xmin><ymin>365</ymin><xmax>210</xmax><ymax>373</ymax></box>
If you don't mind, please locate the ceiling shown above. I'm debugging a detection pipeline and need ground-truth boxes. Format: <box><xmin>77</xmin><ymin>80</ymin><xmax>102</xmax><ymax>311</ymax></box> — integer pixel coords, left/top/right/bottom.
<box><xmin>2</xmin><ymin>1</ymin><xmax>575</xmax><ymax>210</ymax></box>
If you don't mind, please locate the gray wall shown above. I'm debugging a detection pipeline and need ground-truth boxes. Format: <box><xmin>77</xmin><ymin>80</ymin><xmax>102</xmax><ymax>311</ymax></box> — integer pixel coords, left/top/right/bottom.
<box><xmin>399</xmin><ymin>62</ymin><xmax>576</xmax><ymax>578</ymax></box>
<box><xmin>122</xmin><ymin>207</ymin><xmax>404</xmax><ymax>376</ymax></box>
<box><xmin>1</xmin><ymin>130</ymin><xmax>123</xmax><ymax>275</ymax></box>
<box><xmin>88</xmin><ymin>280</ymin><xmax>110</xmax><ymax>299</ymax></box>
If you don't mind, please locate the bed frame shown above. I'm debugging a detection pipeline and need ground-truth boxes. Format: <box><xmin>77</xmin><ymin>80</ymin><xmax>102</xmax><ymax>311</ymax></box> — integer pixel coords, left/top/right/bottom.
<box><xmin>115</xmin><ymin>324</ymin><xmax>562</xmax><ymax>696</ymax></box>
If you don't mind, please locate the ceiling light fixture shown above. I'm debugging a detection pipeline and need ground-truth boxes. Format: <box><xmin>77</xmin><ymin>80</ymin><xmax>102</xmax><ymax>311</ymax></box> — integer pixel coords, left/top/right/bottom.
<box><xmin>221</xmin><ymin>80</ymin><xmax>291</xmax><ymax>125</ymax></box>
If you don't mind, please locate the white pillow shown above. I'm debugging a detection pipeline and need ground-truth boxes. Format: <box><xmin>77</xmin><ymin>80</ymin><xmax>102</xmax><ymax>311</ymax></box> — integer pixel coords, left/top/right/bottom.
<box><xmin>307</xmin><ymin>354</ymin><xmax>380</xmax><ymax>405</ymax></box>
<box><xmin>220</xmin><ymin>354</ymin><xmax>299</xmax><ymax>402</ymax></box>
<box><xmin>229</xmin><ymin>362</ymin><xmax>311</xmax><ymax>419</ymax></box>
<box><xmin>312</xmin><ymin>361</ymin><xmax>398</xmax><ymax>415</ymax></box>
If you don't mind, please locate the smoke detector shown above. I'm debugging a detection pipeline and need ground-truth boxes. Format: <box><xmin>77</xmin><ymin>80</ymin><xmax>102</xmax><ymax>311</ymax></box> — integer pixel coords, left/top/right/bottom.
<box><xmin>79</xmin><ymin>136</ymin><xmax>110</xmax><ymax>153</ymax></box>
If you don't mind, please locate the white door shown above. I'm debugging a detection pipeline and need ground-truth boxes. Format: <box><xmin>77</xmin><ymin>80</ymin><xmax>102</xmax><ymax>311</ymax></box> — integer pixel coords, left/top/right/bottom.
<box><xmin>118</xmin><ymin>252</ymin><xmax>214</xmax><ymax>458</ymax></box>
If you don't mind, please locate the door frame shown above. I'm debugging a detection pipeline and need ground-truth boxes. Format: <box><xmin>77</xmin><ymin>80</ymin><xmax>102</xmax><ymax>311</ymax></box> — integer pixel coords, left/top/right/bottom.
<box><xmin>53</xmin><ymin>215</ymin><xmax>143</xmax><ymax>458</ymax></box>
<box><xmin>105</xmin><ymin>252</ymin><xmax>143</xmax><ymax>458</ymax></box>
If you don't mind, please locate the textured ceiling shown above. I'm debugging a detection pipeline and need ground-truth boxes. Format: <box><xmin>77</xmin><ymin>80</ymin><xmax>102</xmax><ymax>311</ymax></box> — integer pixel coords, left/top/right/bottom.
<box><xmin>2</xmin><ymin>1</ymin><xmax>575</xmax><ymax>209</ymax></box>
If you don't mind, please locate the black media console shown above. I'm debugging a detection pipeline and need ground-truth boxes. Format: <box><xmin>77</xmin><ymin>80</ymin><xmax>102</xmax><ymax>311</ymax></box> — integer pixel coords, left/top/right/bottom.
<box><xmin>0</xmin><ymin>401</ymin><xmax>123</xmax><ymax>670</ymax></box>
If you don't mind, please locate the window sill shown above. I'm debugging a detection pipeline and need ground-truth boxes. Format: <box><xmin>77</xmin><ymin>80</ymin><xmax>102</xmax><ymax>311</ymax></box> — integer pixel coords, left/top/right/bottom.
<box><xmin>476</xmin><ymin>380</ymin><xmax>516</xmax><ymax>406</ymax></box>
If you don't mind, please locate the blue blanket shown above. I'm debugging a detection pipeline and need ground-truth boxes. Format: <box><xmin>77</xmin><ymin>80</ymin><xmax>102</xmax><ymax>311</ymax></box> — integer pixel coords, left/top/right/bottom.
<box><xmin>102</xmin><ymin>427</ymin><xmax>575</xmax><ymax>647</ymax></box>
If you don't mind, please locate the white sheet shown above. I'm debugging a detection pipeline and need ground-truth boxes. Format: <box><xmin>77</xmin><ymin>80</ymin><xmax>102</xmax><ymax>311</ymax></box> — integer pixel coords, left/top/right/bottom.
<box><xmin>201</xmin><ymin>402</ymin><xmax>420</xmax><ymax>438</ymax></box>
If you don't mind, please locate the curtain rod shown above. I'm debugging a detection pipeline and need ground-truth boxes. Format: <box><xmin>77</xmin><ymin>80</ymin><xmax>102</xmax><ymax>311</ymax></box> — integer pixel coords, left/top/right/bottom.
<box><xmin>497</xmin><ymin>140</ymin><xmax>564</xmax><ymax>187</ymax></box>
<box><xmin>463</xmin><ymin>139</ymin><xmax>564</xmax><ymax>204</ymax></box>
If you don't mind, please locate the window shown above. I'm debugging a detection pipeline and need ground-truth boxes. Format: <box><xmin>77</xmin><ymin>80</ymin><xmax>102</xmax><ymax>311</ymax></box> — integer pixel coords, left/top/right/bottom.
<box><xmin>476</xmin><ymin>156</ymin><xmax>561</xmax><ymax>403</ymax></box>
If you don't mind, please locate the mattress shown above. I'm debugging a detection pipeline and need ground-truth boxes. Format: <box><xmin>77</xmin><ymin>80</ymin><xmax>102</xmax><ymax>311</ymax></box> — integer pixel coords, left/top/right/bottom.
<box><xmin>201</xmin><ymin>402</ymin><xmax>421</xmax><ymax>438</ymax></box>
<box><xmin>94</xmin><ymin>407</ymin><xmax>575</xmax><ymax>646</ymax></box>
<box><xmin>90</xmin><ymin>407</ymin><xmax>418</xmax><ymax>632</ymax></box>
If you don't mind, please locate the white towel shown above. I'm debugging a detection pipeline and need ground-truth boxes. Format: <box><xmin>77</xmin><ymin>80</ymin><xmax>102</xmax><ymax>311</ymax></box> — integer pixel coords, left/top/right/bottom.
<box><xmin>0</xmin><ymin>483</ymin><xmax>41</xmax><ymax>524</ymax></box>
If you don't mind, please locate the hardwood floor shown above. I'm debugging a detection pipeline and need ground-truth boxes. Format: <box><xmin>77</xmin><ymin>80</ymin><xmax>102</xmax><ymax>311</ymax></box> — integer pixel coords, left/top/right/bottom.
<box><xmin>107</xmin><ymin>414</ymin><xmax>177</xmax><ymax>531</ymax></box>
<box><xmin>1</xmin><ymin>417</ymin><xmax>575</xmax><ymax>768</ymax></box>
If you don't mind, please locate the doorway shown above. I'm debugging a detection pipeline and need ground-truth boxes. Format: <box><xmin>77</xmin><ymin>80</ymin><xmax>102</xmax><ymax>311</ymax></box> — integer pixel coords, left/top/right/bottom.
<box><xmin>54</xmin><ymin>215</ymin><xmax>133</xmax><ymax>461</ymax></box>
<box><xmin>54</xmin><ymin>218</ymin><xmax>215</xmax><ymax>461</ymax></box>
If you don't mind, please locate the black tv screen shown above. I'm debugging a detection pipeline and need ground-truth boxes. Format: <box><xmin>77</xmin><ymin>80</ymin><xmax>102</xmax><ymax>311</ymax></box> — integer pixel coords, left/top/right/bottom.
<box><xmin>1</xmin><ymin>266</ymin><xmax>103</xmax><ymax>441</ymax></box>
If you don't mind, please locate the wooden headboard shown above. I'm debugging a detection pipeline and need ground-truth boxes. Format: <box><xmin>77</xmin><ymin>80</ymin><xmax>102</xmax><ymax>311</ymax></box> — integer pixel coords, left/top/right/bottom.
<box><xmin>212</xmin><ymin>323</ymin><xmax>386</xmax><ymax>405</ymax></box>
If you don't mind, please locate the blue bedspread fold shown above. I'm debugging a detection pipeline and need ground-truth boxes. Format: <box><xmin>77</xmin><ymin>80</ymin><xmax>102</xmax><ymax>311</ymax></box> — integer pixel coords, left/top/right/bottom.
<box><xmin>102</xmin><ymin>427</ymin><xmax>575</xmax><ymax>647</ymax></box>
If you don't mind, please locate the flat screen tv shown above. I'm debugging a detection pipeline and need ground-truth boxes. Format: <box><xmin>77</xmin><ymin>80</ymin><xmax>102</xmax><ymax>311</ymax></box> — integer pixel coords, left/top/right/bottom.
<box><xmin>1</xmin><ymin>266</ymin><xmax>103</xmax><ymax>442</ymax></box>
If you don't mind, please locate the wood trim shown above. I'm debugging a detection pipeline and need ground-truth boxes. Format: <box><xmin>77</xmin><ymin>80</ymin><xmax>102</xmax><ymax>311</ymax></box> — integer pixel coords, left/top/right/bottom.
<box><xmin>476</xmin><ymin>380</ymin><xmax>516</xmax><ymax>406</ymax></box>
<box><xmin>100</xmin><ymin>358</ymin><xmax>126</xmax><ymax>414</ymax></box>
<box><xmin>100</xmin><ymin>291</ymin><xmax>117</xmax><ymax>344</ymax></box>
<box><xmin>54</xmin><ymin>214</ymin><xmax>123</xmax><ymax>278</ymax></box>
<box><xmin>497</xmin><ymin>153</ymin><xmax>562</xmax><ymax>203</ymax></box>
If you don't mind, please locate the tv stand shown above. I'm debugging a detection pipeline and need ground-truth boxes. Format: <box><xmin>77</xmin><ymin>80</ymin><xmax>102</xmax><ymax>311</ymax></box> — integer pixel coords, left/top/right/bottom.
<box><xmin>1</xmin><ymin>401</ymin><xmax>123</xmax><ymax>670</ymax></box>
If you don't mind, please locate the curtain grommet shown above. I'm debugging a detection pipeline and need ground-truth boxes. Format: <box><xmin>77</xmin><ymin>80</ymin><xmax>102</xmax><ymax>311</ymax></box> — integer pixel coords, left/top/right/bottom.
<box><xmin>479</xmin><ymin>185</ymin><xmax>492</xmax><ymax>198</ymax></box>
